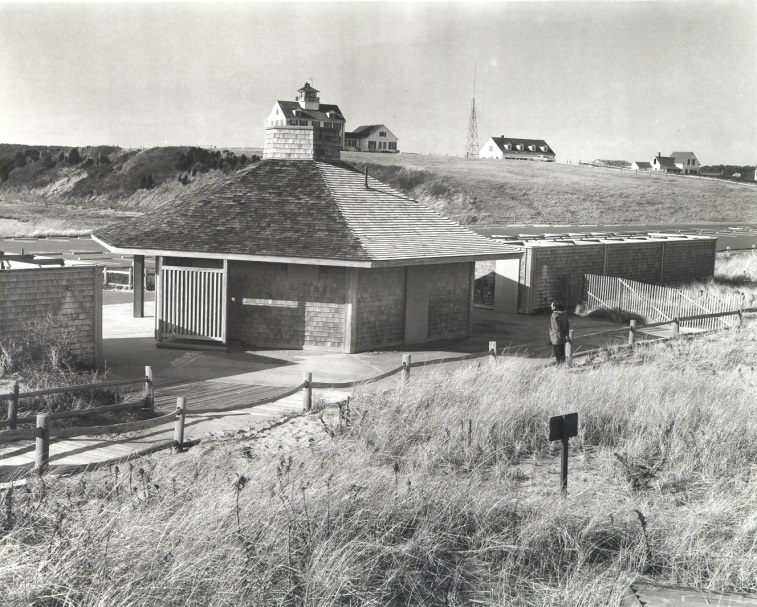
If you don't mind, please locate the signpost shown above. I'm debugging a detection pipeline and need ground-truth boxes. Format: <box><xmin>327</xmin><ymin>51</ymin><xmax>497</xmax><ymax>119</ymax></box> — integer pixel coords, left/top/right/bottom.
<box><xmin>549</xmin><ymin>412</ymin><xmax>578</xmax><ymax>493</ymax></box>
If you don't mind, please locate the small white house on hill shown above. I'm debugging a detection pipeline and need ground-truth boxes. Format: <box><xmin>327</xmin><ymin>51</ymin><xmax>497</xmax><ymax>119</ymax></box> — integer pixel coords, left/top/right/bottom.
<box><xmin>480</xmin><ymin>137</ymin><xmax>556</xmax><ymax>162</ymax></box>
<box><xmin>344</xmin><ymin>125</ymin><xmax>398</xmax><ymax>152</ymax></box>
<box><xmin>652</xmin><ymin>154</ymin><xmax>681</xmax><ymax>174</ymax></box>
<box><xmin>631</xmin><ymin>161</ymin><xmax>652</xmax><ymax>171</ymax></box>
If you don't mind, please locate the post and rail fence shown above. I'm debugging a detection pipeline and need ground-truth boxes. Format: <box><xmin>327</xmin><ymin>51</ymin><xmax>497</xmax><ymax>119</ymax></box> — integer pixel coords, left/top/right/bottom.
<box><xmin>1</xmin><ymin>305</ymin><xmax>754</xmax><ymax>475</ymax></box>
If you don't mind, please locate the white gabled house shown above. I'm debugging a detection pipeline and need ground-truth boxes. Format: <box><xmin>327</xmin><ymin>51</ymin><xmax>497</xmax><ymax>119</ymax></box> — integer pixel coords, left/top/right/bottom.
<box><xmin>343</xmin><ymin>125</ymin><xmax>399</xmax><ymax>153</ymax></box>
<box><xmin>479</xmin><ymin>136</ymin><xmax>556</xmax><ymax>162</ymax></box>
<box><xmin>670</xmin><ymin>151</ymin><xmax>701</xmax><ymax>175</ymax></box>
<box><xmin>651</xmin><ymin>154</ymin><xmax>682</xmax><ymax>174</ymax></box>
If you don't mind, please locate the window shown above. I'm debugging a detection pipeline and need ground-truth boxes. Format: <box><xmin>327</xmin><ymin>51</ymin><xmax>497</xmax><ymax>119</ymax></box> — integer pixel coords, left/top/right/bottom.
<box><xmin>489</xmin><ymin>146</ymin><xmax>493</xmax><ymax>151</ymax></box>
<box><xmin>379</xmin><ymin>131</ymin><xmax>386</xmax><ymax>137</ymax></box>
<box><xmin>516</xmin><ymin>144</ymin><xmax>524</xmax><ymax>151</ymax></box>
<box><xmin>388</xmin><ymin>142</ymin><xmax>396</xmax><ymax>150</ymax></box>
<box><xmin>287</xmin><ymin>120</ymin><xmax>296</xmax><ymax>125</ymax></box>
<box><xmin>298</xmin><ymin>120</ymin><xmax>308</xmax><ymax>126</ymax></box>
<box><xmin>540</xmin><ymin>145</ymin><xmax>548</xmax><ymax>152</ymax></box>
<box><xmin>528</xmin><ymin>145</ymin><xmax>536</xmax><ymax>151</ymax></box>
<box><xmin>504</xmin><ymin>144</ymin><xmax>512</xmax><ymax>150</ymax></box>
<box><xmin>312</xmin><ymin>121</ymin><xmax>321</xmax><ymax>127</ymax></box>
<box><xmin>368</xmin><ymin>141</ymin><xmax>377</xmax><ymax>150</ymax></box>
<box><xmin>276</xmin><ymin>109</ymin><xmax>279</xmax><ymax>115</ymax></box>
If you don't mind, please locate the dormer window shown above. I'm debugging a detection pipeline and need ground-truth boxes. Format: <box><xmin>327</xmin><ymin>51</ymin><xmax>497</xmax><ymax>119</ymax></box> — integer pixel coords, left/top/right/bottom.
<box><xmin>528</xmin><ymin>145</ymin><xmax>536</xmax><ymax>151</ymax></box>
<box><xmin>504</xmin><ymin>143</ymin><xmax>512</xmax><ymax>150</ymax></box>
<box><xmin>540</xmin><ymin>145</ymin><xmax>548</xmax><ymax>152</ymax></box>
<box><xmin>516</xmin><ymin>144</ymin><xmax>524</xmax><ymax>151</ymax></box>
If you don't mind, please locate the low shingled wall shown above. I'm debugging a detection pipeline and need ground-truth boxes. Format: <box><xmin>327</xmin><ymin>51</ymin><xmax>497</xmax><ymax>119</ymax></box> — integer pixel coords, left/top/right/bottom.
<box><xmin>519</xmin><ymin>239</ymin><xmax>717</xmax><ymax>313</ymax></box>
<box><xmin>0</xmin><ymin>266</ymin><xmax>103</xmax><ymax>367</ymax></box>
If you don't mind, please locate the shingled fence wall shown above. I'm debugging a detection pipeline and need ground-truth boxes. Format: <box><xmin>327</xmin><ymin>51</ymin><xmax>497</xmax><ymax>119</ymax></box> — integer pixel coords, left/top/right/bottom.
<box><xmin>0</xmin><ymin>266</ymin><xmax>103</xmax><ymax>367</ymax></box>
<box><xmin>518</xmin><ymin>238</ymin><xmax>717</xmax><ymax>314</ymax></box>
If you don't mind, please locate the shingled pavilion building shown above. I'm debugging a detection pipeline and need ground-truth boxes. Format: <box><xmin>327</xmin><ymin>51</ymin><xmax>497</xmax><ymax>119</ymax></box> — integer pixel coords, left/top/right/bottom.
<box><xmin>93</xmin><ymin>88</ymin><xmax>515</xmax><ymax>353</ymax></box>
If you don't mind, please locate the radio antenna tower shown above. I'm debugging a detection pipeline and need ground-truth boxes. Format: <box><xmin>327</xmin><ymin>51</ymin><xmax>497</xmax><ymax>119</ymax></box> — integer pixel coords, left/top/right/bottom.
<box><xmin>465</xmin><ymin>64</ymin><xmax>479</xmax><ymax>158</ymax></box>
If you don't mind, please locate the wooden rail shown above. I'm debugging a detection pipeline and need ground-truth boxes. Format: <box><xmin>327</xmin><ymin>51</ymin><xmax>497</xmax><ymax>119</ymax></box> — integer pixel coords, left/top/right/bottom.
<box><xmin>4</xmin><ymin>309</ymin><xmax>754</xmax><ymax>475</ymax></box>
<box><xmin>1</xmin><ymin>366</ymin><xmax>154</xmax><ymax>431</ymax></box>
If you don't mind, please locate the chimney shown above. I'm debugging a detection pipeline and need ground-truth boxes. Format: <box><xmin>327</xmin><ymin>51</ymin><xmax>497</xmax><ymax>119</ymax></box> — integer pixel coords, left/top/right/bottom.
<box><xmin>657</xmin><ymin>152</ymin><xmax>661</xmax><ymax>158</ymax></box>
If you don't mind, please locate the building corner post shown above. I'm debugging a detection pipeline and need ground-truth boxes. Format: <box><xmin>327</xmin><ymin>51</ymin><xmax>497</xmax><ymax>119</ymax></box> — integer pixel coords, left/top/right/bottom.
<box><xmin>133</xmin><ymin>255</ymin><xmax>145</xmax><ymax>318</ymax></box>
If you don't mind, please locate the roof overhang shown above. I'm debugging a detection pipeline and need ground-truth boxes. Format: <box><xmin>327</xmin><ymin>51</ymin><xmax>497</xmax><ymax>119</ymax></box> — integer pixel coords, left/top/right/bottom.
<box><xmin>92</xmin><ymin>235</ymin><xmax>521</xmax><ymax>268</ymax></box>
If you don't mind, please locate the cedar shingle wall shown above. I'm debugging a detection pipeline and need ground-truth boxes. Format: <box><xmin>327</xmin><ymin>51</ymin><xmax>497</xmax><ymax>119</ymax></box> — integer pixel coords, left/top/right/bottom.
<box><xmin>661</xmin><ymin>240</ymin><xmax>716</xmax><ymax>282</ymax></box>
<box><xmin>523</xmin><ymin>246</ymin><xmax>605</xmax><ymax>314</ymax></box>
<box><xmin>0</xmin><ymin>267</ymin><xmax>100</xmax><ymax>367</ymax></box>
<box><xmin>227</xmin><ymin>261</ymin><xmax>347</xmax><ymax>350</ymax></box>
<box><xmin>427</xmin><ymin>263</ymin><xmax>471</xmax><ymax>339</ymax></box>
<box><xmin>605</xmin><ymin>243</ymin><xmax>664</xmax><ymax>283</ymax></box>
<box><xmin>521</xmin><ymin>240</ymin><xmax>716</xmax><ymax>313</ymax></box>
<box><xmin>355</xmin><ymin>267</ymin><xmax>406</xmax><ymax>351</ymax></box>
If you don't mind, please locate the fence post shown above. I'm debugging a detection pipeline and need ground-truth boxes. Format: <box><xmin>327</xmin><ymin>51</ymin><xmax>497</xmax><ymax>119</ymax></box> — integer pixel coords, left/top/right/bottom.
<box><xmin>34</xmin><ymin>414</ymin><xmax>49</xmax><ymax>474</ymax></box>
<box><xmin>673</xmin><ymin>317</ymin><xmax>680</xmax><ymax>338</ymax></box>
<box><xmin>8</xmin><ymin>381</ymin><xmax>19</xmax><ymax>430</ymax></box>
<box><xmin>401</xmin><ymin>354</ymin><xmax>411</xmax><ymax>385</ymax></box>
<box><xmin>488</xmin><ymin>341</ymin><xmax>497</xmax><ymax>365</ymax></box>
<box><xmin>628</xmin><ymin>320</ymin><xmax>636</xmax><ymax>347</ymax></box>
<box><xmin>173</xmin><ymin>396</ymin><xmax>186</xmax><ymax>453</ymax></box>
<box><xmin>565</xmin><ymin>330</ymin><xmax>574</xmax><ymax>364</ymax></box>
<box><xmin>726</xmin><ymin>246</ymin><xmax>731</xmax><ymax>258</ymax></box>
<box><xmin>302</xmin><ymin>372</ymin><xmax>312</xmax><ymax>412</ymax></box>
<box><xmin>143</xmin><ymin>366</ymin><xmax>154</xmax><ymax>411</ymax></box>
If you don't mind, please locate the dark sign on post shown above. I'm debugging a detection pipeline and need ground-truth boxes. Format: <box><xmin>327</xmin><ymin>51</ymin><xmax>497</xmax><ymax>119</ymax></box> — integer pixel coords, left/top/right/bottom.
<box><xmin>549</xmin><ymin>412</ymin><xmax>578</xmax><ymax>493</ymax></box>
<box><xmin>549</xmin><ymin>412</ymin><xmax>578</xmax><ymax>442</ymax></box>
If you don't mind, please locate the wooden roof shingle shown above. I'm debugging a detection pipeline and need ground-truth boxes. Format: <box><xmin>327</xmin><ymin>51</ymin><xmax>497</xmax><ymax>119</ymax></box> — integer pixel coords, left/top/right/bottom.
<box><xmin>93</xmin><ymin>160</ymin><xmax>519</xmax><ymax>267</ymax></box>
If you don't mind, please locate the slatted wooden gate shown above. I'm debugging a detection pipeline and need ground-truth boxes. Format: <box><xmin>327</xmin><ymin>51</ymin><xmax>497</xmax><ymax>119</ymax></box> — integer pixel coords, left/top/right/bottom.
<box><xmin>158</xmin><ymin>266</ymin><xmax>226</xmax><ymax>342</ymax></box>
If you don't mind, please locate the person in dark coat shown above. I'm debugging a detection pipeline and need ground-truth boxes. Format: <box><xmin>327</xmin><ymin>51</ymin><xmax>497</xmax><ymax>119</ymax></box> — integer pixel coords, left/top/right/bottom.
<box><xmin>549</xmin><ymin>301</ymin><xmax>570</xmax><ymax>364</ymax></box>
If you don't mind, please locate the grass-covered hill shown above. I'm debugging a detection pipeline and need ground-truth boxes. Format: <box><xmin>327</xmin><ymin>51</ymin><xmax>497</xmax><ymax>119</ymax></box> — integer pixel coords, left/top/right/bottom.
<box><xmin>2</xmin><ymin>315</ymin><xmax>756</xmax><ymax>605</ymax></box>
<box><xmin>0</xmin><ymin>144</ymin><xmax>262</xmax><ymax>236</ymax></box>
<box><xmin>342</xmin><ymin>152</ymin><xmax>757</xmax><ymax>225</ymax></box>
<box><xmin>0</xmin><ymin>144</ymin><xmax>260</xmax><ymax>204</ymax></box>
<box><xmin>1</xmin><ymin>145</ymin><xmax>754</xmax><ymax>238</ymax></box>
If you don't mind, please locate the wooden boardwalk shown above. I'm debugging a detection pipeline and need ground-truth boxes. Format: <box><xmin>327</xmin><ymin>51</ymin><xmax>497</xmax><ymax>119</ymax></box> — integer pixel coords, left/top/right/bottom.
<box><xmin>0</xmin><ymin>379</ymin><xmax>337</xmax><ymax>477</ymax></box>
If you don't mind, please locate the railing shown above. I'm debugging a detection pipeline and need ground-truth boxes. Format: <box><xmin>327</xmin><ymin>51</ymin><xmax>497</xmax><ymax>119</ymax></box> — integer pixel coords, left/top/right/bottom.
<box><xmin>0</xmin><ymin>367</ymin><xmax>154</xmax><ymax>432</ymax></box>
<box><xmin>2</xmin><ymin>307</ymin><xmax>754</xmax><ymax>476</ymax></box>
<box><xmin>565</xmin><ymin>307</ymin><xmax>754</xmax><ymax>362</ymax></box>
<box><xmin>584</xmin><ymin>274</ymin><xmax>746</xmax><ymax>331</ymax></box>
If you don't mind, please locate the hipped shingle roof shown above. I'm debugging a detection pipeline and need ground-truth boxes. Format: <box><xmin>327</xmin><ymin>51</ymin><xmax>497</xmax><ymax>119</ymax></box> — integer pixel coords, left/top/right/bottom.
<box><xmin>93</xmin><ymin>160</ymin><xmax>518</xmax><ymax>267</ymax></box>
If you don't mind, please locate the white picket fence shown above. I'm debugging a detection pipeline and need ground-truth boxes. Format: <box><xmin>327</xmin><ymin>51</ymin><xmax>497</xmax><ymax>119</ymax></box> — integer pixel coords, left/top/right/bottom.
<box><xmin>584</xmin><ymin>274</ymin><xmax>744</xmax><ymax>331</ymax></box>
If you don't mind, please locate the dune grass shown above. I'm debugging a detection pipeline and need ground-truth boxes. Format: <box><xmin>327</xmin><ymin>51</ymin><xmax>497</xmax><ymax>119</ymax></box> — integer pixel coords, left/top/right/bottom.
<box><xmin>1</xmin><ymin>318</ymin><xmax>755</xmax><ymax>606</ymax></box>
<box><xmin>715</xmin><ymin>251</ymin><xmax>757</xmax><ymax>285</ymax></box>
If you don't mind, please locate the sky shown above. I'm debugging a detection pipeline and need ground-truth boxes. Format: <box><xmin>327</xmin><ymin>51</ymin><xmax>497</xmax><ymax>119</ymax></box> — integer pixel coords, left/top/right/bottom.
<box><xmin>1</xmin><ymin>1</ymin><xmax>755</xmax><ymax>165</ymax></box>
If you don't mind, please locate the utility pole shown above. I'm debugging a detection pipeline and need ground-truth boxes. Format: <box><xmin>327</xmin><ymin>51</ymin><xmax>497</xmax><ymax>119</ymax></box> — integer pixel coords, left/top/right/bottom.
<box><xmin>465</xmin><ymin>64</ymin><xmax>479</xmax><ymax>158</ymax></box>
